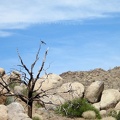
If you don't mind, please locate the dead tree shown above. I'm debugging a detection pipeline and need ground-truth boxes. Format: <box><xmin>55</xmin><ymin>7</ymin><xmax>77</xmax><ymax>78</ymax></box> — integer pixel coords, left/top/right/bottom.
<box><xmin>0</xmin><ymin>42</ymin><xmax>53</xmax><ymax>118</ymax></box>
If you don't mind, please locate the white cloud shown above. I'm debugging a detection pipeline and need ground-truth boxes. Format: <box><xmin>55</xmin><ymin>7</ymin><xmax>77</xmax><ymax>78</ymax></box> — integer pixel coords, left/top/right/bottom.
<box><xmin>0</xmin><ymin>0</ymin><xmax>120</xmax><ymax>36</ymax></box>
<box><xmin>0</xmin><ymin>30</ymin><xmax>13</xmax><ymax>37</ymax></box>
<box><xmin>0</xmin><ymin>23</ymin><xmax>30</xmax><ymax>30</ymax></box>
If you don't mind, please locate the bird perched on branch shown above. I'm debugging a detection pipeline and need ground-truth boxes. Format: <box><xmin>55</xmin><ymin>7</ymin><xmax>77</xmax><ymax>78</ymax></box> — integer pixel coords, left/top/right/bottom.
<box><xmin>41</xmin><ymin>40</ymin><xmax>46</xmax><ymax>45</ymax></box>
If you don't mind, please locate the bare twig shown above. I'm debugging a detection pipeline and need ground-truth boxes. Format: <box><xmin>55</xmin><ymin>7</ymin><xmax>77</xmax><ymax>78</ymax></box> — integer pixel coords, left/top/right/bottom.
<box><xmin>31</xmin><ymin>43</ymin><xmax>42</xmax><ymax>73</ymax></box>
<box><xmin>17</xmin><ymin>49</ymin><xmax>31</xmax><ymax>75</ymax></box>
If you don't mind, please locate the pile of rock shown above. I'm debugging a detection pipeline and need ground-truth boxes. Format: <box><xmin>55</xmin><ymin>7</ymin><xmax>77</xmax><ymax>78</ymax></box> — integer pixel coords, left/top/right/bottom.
<box><xmin>0</xmin><ymin>67</ymin><xmax>120</xmax><ymax>120</ymax></box>
<box><xmin>0</xmin><ymin>102</ymin><xmax>31</xmax><ymax>120</ymax></box>
<box><xmin>34</xmin><ymin>73</ymin><xmax>120</xmax><ymax>119</ymax></box>
<box><xmin>0</xmin><ymin>68</ymin><xmax>22</xmax><ymax>104</ymax></box>
<box><xmin>84</xmin><ymin>81</ymin><xmax>120</xmax><ymax>118</ymax></box>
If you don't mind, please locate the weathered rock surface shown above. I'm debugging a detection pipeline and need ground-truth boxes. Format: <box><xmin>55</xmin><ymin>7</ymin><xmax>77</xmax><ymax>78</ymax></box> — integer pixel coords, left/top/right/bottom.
<box><xmin>92</xmin><ymin>102</ymin><xmax>100</xmax><ymax>110</ymax></box>
<box><xmin>82</xmin><ymin>110</ymin><xmax>96</xmax><ymax>119</ymax></box>
<box><xmin>0</xmin><ymin>105</ymin><xmax>8</xmax><ymax>120</ymax></box>
<box><xmin>115</xmin><ymin>101</ymin><xmax>120</xmax><ymax>110</ymax></box>
<box><xmin>0</xmin><ymin>71</ymin><xmax>7</xmax><ymax>104</ymax></box>
<box><xmin>57</xmin><ymin>82</ymin><xmax>84</xmax><ymax>100</ymax></box>
<box><xmin>85</xmin><ymin>81</ymin><xmax>104</xmax><ymax>103</ymax></box>
<box><xmin>101</xmin><ymin>116</ymin><xmax>116</xmax><ymax>120</ymax></box>
<box><xmin>10</xmin><ymin>71</ymin><xmax>21</xmax><ymax>80</ymax></box>
<box><xmin>7</xmin><ymin>102</ymin><xmax>31</xmax><ymax>120</ymax></box>
<box><xmin>34</xmin><ymin>73</ymin><xmax>63</xmax><ymax>92</ymax></box>
<box><xmin>0</xmin><ymin>73</ymin><xmax>9</xmax><ymax>94</ymax></box>
<box><xmin>100</xmin><ymin>110</ymin><xmax>107</xmax><ymax>117</ymax></box>
<box><xmin>100</xmin><ymin>89</ymin><xmax>120</xmax><ymax>109</ymax></box>
<box><xmin>0</xmin><ymin>68</ymin><xmax>5</xmax><ymax>76</ymax></box>
<box><xmin>11</xmin><ymin>113</ymin><xmax>31</xmax><ymax>120</ymax></box>
<box><xmin>40</xmin><ymin>95</ymin><xmax>65</xmax><ymax>109</ymax></box>
<box><xmin>0</xmin><ymin>95</ymin><xmax>6</xmax><ymax>104</ymax></box>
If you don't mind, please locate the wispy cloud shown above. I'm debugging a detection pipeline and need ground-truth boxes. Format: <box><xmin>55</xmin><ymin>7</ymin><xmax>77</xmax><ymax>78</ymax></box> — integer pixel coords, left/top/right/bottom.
<box><xmin>0</xmin><ymin>30</ymin><xmax>13</xmax><ymax>37</ymax></box>
<box><xmin>0</xmin><ymin>0</ymin><xmax>120</xmax><ymax>31</ymax></box>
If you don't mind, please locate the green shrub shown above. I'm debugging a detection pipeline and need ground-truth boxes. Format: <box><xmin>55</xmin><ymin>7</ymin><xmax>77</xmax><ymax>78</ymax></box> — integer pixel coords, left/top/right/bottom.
<box><xmin>22</xmin><ymin>88</ymin><xmax>37</xmax><ymax>97</ymax></box>
<box><xmin>9</xmin><ymin>82</ymin><xmax>19</xmax><ymax>90</ymax></box>
<box><xmin>35</xmin><ymin>102</ymin><xmax>41</xmax><ymax>108</ymax></box>
<box><xmin>32</xmin><ymin>116</ymin><xmax>41</xmax><ymax>120</ymax></box>
<box><xmin>5</xmin><ymin>96</ymin><xmax>14</xmax><ymax>105</ymax></box>
<box><xmin>109</xmin><ymin>110</ymin><xmax>120</xmax><ymax>120</ymax></box>
<box><xmin>55</xmin><ymin>98</ymin><xmax>101</xmax><ymax>119</ymax></box>
<box><xmin>22</xmin><ymin>88</ymin><xmax>28</xmax><ymax>96</ymax></box>
<box><xmin>116</xmin><ymin>111</ymin><xmax>120</xmax><ymax>120</ymax></box>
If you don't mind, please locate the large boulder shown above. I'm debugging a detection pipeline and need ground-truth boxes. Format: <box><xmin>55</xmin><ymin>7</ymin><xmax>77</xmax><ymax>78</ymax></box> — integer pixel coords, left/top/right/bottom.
<box><xmin>92</xmin><ymin>102</ymin><xmax>100</xmax><ymax>110</ymax></box>
<box><xmin>34</xmin><ymin>73</ymin><xmax>63</xmax><ymax>92</ymax></box>
<box><xmin>11</xmin><ymin>113</ymin><xmax>32</xmax><ymax>120</ymax></box>
<box><xmin>40</xmin><ymin>94</ymin><xmax>65</xmax><ymax>109</ymax></box>
<box><xmin>0</xmin><ymin>105</ymin><xmax>8</xmax><ymax>120</ymax></box>
<box><xmin>7</xmin><ymin>102</ymin><xmax>25</xmax><ymax>115</ymax></box>
<box><xmin>0</xmin><ymin>75</ymin><xmax>8</xmax><ymax>94</ymax></box>
<box><xmin>9</xmin><ymin>71</ymin><xmax>21</xmax><ymax>82</ymax></box>
<box><xmin>0</xmin><ymin>68</ymin><xmax>5</xmax><ymax>76</ymax></box>
<box><xmin>7</xmin><ymin>102</ymin><xmax>31</xmax><ymax>120</ymax></box>
<box><xmin>57</xmin><ymin>82</ymin><xmax>84</xmax><ymax>101</ymax></box>
<box><xmin>0</xmin><ymin>71</ymin><xmax>7</xmax><ymax>103</ymax></box>
<box><xmin>85</xmin><ymin>81</ymin><xmax>104</xmax><ymax>103</ymax></box>
<box><xmin>115</xmin><ymin>101</ymin><xmax>120</xmax><ymax>110</ymax></box>
<box><xmin>100</xmin><ymin>89</ymin><xmax>120</xmax><ymax>109</ymax></box>
<box><xmin>100</xmin><ymin>110</ymin><xmax>107</xmax><ymax>117</ymax></box>
<box><xmin>2</xmin><ymin>74</ymin><xmax>10</xmax><ymax>83</ymax></box>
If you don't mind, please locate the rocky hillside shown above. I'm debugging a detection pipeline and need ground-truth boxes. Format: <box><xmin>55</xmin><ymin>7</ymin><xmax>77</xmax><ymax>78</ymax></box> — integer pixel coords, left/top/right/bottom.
<box><xmin>0</xmin><ymin>67</ymin><xmax>120</xmax><ymax>120</ymax></box>
<box><xmin>60</xmin><ymin>66</ymin><xmax>120</xmax><ymax>90</ymax></box>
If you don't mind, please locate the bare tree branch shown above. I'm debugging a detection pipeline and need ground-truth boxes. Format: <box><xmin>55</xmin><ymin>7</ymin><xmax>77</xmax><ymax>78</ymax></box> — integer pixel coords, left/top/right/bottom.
<box><xmin>35</xmin><ymin>48</ymin><xmax>49</xmax><ymax>81</ymax></box>
<box><xmin>30</xmin><ymin>48</ymin><xmax>49</xmax><ymax>93</ymax></box>
<box><xmin>31</xmin><ymin>43</ymin><xmax>42</xmax><ymax>74</ymax></box>
<box><xmin>17</xmin><ymin>49</ymin><xmax>31</xmax><ymax>75</ymax></box>
<box><xmin>0</xmin><ymin>43</ymin><xmax>59</xmax><ymax>118</ymax></box>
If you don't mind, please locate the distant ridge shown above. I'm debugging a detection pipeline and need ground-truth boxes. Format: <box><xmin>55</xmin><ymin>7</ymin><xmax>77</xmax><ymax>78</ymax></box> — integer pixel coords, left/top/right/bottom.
<box><xmin>60</xmin><ymin>66</ymin><xmax>120</xmax><ymax>90</ymax></box>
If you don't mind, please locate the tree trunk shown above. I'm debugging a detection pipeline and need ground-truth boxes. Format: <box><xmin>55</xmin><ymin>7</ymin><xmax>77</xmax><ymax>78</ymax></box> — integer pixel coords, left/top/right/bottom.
<box><xmin>28</xmin><ymin>89</ymin><xmax>33</xmax><ymax>118</ymax></box>
<box><xmin>28</xmin><ymin>101</ymin><xmax>33</xmax><ymax>118</ymax></box>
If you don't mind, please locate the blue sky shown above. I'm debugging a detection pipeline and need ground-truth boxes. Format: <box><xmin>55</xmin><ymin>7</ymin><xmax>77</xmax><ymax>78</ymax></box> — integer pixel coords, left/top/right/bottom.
<box><xmin>0</xmin><ymin>0</ymin><xmax>120</xmax><ymax>74</ymax></box>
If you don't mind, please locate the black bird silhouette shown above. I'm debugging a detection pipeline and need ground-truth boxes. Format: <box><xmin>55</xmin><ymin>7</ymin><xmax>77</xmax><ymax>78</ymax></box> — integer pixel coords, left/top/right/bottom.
<box><xmin>41</xmin><ymin>40</ymin><xmax>46</xmax><ymax>45</ymax></box>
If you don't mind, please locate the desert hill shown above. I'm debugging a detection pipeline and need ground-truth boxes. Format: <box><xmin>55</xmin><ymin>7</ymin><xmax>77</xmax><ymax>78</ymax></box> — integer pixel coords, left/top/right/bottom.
<box><xmin>60</xmin><ymin>66</ymin><xmax>120</xmax><ymax>90</ymax></box>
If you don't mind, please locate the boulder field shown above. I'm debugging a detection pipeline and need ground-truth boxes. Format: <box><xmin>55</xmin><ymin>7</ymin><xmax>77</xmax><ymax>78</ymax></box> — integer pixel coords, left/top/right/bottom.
<box><xmin>0</xmin><ymin>67</ymin><xmax>120</xmax><ymax>120</ymax></box>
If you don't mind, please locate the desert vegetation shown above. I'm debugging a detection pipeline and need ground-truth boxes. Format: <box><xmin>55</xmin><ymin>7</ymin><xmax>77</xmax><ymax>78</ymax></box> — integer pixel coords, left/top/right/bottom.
<box><xmin>56</xmin><ymin>98</ymin><xmax>101</xmax><ymax>119</ymax></box>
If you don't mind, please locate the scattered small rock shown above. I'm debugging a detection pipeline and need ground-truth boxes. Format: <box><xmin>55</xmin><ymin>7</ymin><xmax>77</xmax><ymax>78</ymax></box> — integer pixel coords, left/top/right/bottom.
<box><xmin>0</xmin><ymin>68</ymin><xmax>5</xmax><ymax>76</ymax></box>
<box><xmin>82</xmin><ymin>110</ymin><xmax>96</xmax><ymax>119</ymax></box>
<box><xmin>101</xmin><ymin>116</ymin><xmax>116</xmax><ymax>120</ymax></box>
